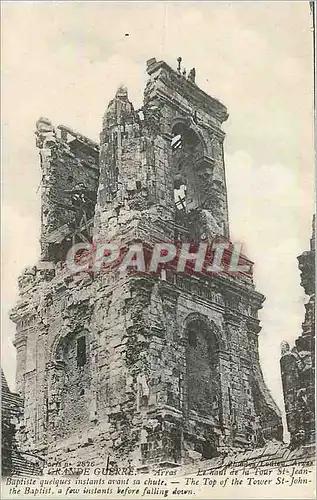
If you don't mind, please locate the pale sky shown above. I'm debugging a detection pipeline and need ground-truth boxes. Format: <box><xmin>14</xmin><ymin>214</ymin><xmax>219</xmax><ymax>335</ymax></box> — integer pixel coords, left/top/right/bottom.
<box><xmin>1</xmin><ymin>2</ymin><xmax>314</xmax><ymax>425</ymax></box>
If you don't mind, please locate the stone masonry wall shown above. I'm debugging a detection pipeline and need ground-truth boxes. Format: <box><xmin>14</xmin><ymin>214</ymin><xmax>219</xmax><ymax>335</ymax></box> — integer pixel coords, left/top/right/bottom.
<box><xmin>11</xmin><ymin>57</ymin><xmax>283</xmax><ymax>470</ymax></box>
<box><xmin>280</xmin><ymin>216</ymin><xmax>315</xmax><ymax>447</ymax></box>
<box><xmin>36</xmin><ymin>119</ymin><xmax>99</xmax><ymax>262</ymax></box>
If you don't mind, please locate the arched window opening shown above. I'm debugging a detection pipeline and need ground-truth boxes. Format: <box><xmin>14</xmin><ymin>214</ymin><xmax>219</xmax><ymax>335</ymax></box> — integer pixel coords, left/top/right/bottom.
<box><xmin>171</xmin><ymin>124</ymin><xmax>201</xmax><ymax>149</ymax></box>
<box><xmin>185</xmin><ymin>319</ymin><xmax>220</xmax><ymax>420</ymax></box>
<box><xmin>171</xmin><ymin>124</ymin><xmax>204</xmax><ymax>222</ymax></box>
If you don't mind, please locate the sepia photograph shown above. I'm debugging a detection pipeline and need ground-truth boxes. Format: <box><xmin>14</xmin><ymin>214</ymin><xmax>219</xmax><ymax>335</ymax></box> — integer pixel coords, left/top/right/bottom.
<box><xmin>1</xmin><ymin>2</ymin><xmax>315</xmax><ymax>499</ymax></box>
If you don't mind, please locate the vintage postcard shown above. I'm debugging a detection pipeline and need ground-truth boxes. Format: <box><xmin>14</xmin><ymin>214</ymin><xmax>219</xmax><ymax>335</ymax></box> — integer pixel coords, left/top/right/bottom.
<box><xmin>1</xmin><ymin>2</ymin><xmax>315</xmax><ymax>499</ymax></box>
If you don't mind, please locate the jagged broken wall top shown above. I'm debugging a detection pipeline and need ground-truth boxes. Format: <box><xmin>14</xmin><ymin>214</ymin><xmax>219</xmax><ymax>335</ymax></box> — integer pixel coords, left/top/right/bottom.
<box><xmin>37</xmin><ymin>58</ymin><xmax>233</xmax><ymax>262</ymax></box>
<box><xmin>94</xmin><ymin>57</ymin><xmax>230</xmax><ymax>245</ymax></box>
<box><xmin>36</xmin><ymin>119</ymin><xmax>99</xmax><ymax>262</ymax></box>
<box><xmin>9</xmin><ymin>58</ymin><xmax>284</xmax><ymax>466</ymax></box>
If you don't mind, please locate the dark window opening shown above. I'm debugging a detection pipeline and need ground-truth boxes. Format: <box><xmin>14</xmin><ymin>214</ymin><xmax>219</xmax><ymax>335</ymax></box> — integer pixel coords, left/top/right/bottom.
<box><xmin>77</xmin><ymin>336</ymin><xmax>87</xmax><ymax>367</ymax></box>
<box><xmin>186</xmin><ymin>319</ymin><xmax>220</xmax><ymax>418</ymax></box>
<box><xmin>141</xmin><ymin>395</ymin><xmax>149</xmax><ymax>407</ymax></box>
<box><xmin>136</xmin><ymin>180</ymin><xmax>142</xmax><ymax>190</ymax></box>
<box><xmin>228</xmin><ymin>387</ymin><xmax>232</xmax><ymax>415</ymax></box>
<box><xmin>45</xmin><ymin>398</ymin><xmax>49</xmax><ymax>425</ymax></box>
<box><xmin>202</xmin><ymin>439</ymin><xmax>217</xmax><ymax>460</ymax></box>
<box><xmin>171</xmin><ymin>124</ymin><xmax>200</xmax><ymax>150</ymax></box>
<box><xmin>188</xmin><ymin>329</ymin><xmax>197</xmax><ymax>348</ymax></box>
<box><xmin>171</xmin><ymin>124</ymin><xmax>204</xmax><ymax>221</ymax></box>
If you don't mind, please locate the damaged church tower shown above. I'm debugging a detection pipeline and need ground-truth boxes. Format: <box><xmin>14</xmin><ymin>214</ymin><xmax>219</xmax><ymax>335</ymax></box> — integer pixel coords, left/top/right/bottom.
<box><xmin>10</xmin><ymin>58</ymin><xmax>282</xmax><ymax>468</ymax></box>
<box><xmin>280</xmin><ymin>216</ymin><xmax>315</xmax><ymax>447</ymax></box>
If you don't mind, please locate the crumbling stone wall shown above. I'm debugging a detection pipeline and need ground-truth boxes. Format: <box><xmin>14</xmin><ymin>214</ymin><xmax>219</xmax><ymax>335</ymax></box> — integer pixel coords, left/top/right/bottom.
<box><xmin>11</xmin><ymin>57</ymin><xmax>283</xmax><ymax>469</ymax></box>
<box><xmin>36</xmin><ymin>119</ymin><xmax>99</xmax><ymax>262</ymax></box>
<box><xmin>280</xmin><ymin>216</ymin><xmax>315</xmax><ymax>447</ymax></box>
<box><xmin>1</xmin><ymin>370</ymin><xmax>42</xmax><ymax>475</ymax></box>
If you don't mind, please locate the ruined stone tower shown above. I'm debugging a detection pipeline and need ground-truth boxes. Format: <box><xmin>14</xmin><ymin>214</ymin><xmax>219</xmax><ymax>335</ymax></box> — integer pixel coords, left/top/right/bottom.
<box><xmin>11</xmin><ymin>58</ymin><xmax>282</xmax><ymax>468</ymax></box>
<box><xmin>280</xmin><ymin>216</ymin><xmax>315</xmax><ymax>447</ymax></box>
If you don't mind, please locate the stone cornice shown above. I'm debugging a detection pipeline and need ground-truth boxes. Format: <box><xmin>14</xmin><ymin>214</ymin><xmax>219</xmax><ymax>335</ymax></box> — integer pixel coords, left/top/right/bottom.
<box><xmin>157</xmin><ymin>280</ymin><xmax>181</xmax><ymax>302</ymax></box>
<box><xmin>246</xmin><ymin>318</ymin><xmax>262</xmax><ymax>335</ymax></box>
<box><xmin>56</xmin><ymin>125</ymin><xmax>99</xmax><ymax>153</ymax></box>
<box><xmin>12</xmin><ymin>331</ymin><xmax>27</xmax><ymax>348</ymax></box>
<box><xmin>223</xmin><ymin>311</ymin><xmax>241</xmax><ymax>326</ymax></box>
<box><xmin>151</xmin><ymin>87</ymin><xmax>227</xmax><ymax>140</ymax></box>
<box><xmin>175</xmin><ymin>271</ymin><xmax>264</xmax><ymax>306</ymax></box>
<box><xmin>146</xmin><ymin>59</ymin><xmax>229</xmax><ymax>125</ymax></box>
